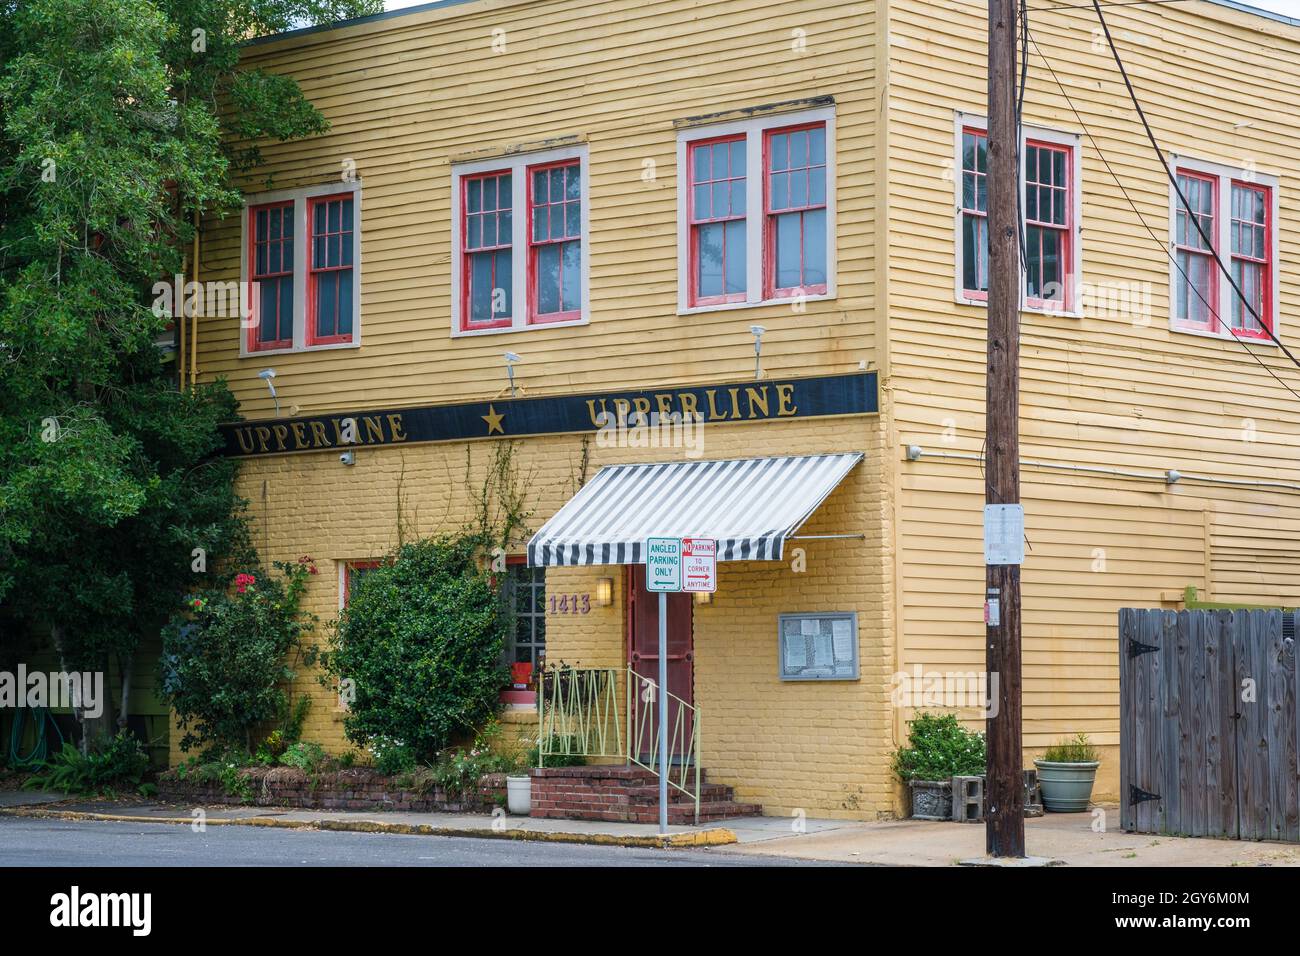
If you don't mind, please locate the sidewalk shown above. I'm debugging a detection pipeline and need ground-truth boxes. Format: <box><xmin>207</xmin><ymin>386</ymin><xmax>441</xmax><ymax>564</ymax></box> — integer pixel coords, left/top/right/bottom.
<box><xmin>7</xmin><ymin>794</ymin><xmax>1300</xmax><ymax>865</ymax></box>
<box><xmin>714</xmin><ymin>808</ymin><xmax>1300</xmax><ymax>866</ymax></box>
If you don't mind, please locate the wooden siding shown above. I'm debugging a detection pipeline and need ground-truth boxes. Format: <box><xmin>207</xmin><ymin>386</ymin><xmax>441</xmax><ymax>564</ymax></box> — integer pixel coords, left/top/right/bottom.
<box><xmin>886</xmin><ymin>0</ymin><xmax>1300</xmax><ymax>769</ymax></box>
<box><xmin>197</xmin><ymin>0</ymin><xmax>879</xmax><ymax>418</ymax></box>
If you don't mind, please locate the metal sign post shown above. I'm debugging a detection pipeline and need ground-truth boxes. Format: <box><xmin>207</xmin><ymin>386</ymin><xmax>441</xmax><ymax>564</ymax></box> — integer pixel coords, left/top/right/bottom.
<box><xmin>645</xmin><ymin>537</ymin><xmax>682</xmax><ymax>835</ymax></box>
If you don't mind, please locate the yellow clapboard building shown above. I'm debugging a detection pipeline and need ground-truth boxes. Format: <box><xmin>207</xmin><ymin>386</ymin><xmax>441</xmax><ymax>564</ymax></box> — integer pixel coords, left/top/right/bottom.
<box><xmin>183</xmin><ymin>0</ymin><xmax>1300</xmax><ymax>818</ymax></box>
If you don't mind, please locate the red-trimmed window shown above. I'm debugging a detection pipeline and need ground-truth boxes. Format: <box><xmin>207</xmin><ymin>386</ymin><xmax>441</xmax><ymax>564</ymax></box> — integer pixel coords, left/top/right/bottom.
<box><xmin>248</xmin><ymin>201</ymin><xmax>294</xmax><ymax>351</ymax></box>
<box><xmin>1024</xmin><ymin>140</ymin><xmax>1070</xmax><ymax>308</ymax></box>
<box><xmin>528</xmin><ymin>160</ymin><xmax>581</xmax><ymax>323</ymax></box>
<box><xmin>1229</xmin><ymin>181</ymin><xmax>1270</xmax><ymax>338</ymax></box>
<box><xmin>764</xmin><ymin>122</ymin><xmax>828</xmax><ymax>298</ymax></box>
<box><xmin>462</xmin><ymin>170</ymin><xmax>513</xmax><ymax>330</ymax></box>
<box><xmin>342</xmin><ymin>560</ymin><xmax>382</xmax><ymax>607</ymax></box>
<box><xmin>960</xmin><ymin>127</ymin><xmax>989</xmax><ymax>299</ymax></box>
<box><xmin>1174</xmin><ymin>170</ymin><xmax>1218</xmax><ymax>332</ymax></box>
<box><xmin>688</xmin><ymin>135</ymin><xmax>747</xmax><ymax>306</ymax></box>
<box><xmin>307</xmin><ymin>194</ymin><xmax>355</xmax><ymax>345</ymax></box>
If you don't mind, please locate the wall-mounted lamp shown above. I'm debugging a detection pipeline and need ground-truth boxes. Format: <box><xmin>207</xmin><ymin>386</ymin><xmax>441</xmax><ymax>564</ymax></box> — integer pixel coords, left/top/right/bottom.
<box><xmin>906</xmin><ymin>445</ymin><xmax>923</xmax><ymax>461</ymax></box>
<box><xmin>257</xmin><ymin>368</ymin><xmax>280</xmax><ymax>416</ymax></box>
<box><xmin>1165</xmin><ymin>469</ymin><xmax>1182</xmax><ymax>485</ymax></box>
<box><xmin>693</xmin><ymin>590</ymin><xmax>713</xmax><ymax>606</ymax></box>
<box><xmin>749</xmin><ymin>326</ymin><xmax>766</xmax><ymax>380</ymax></box>
<box><xmin>504</xmin><ymin>352</ymin><xmax>521</xmax><ymax>398</ymax></box>
<box><xmin>596</xmin><ymin>577</ymin><xmax>613</xmax><ymax>607</ymax></box>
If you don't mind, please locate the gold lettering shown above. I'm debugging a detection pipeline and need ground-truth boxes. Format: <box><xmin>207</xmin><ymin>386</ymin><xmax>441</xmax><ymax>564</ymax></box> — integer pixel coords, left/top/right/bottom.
<box><xmin>680</xmin><ymin>393</ymin><xmax>700</xmax><ymax>422</ymax></box>
<box><xmin>728</xmin><ymin>387</ymin><xmax>742</xmax><ymax>419</ymax></box>
<box><xmin>745</xmin><ymin>385</ymin><xmax>770</xmax><ymax>419</ymax></box>
<box><xmin>234</xmin><ymin>428</ymin><xmax>255</xmax><ymax>454</ymax></box>
<box><xmin>363</xmin><ymin>416</ymin><xmax>384</xmax><ymax>444</ymax></box>
<box><xmin>291</xmin><ymin>422</ymin><xmax>308</xmax><ymax>449</ymax></box>
<box><xmin>655</xmin><ymin>393</ymin><xmax>674</xmax><ymax>419</ymax></box>
<box><xmin>632</xmin><ymin>397</ymin><xmax>652</xmax><ymax>424</ymax></box>
<box><xmin>310</xmin><ymin>421</ymin><xmax>330</xmax><ymax>448</ymax></box>
<box><xmin>586</xmin><ymin>399</ymin><xmax>609</xmax><ymax>427</ymax></box>
<box><xmin>254</xmin><ymin>426</ymin><xmax>272</xmax><ymax>453</ymax></box>
<box><xmin>776</xmin><ymin>383</ymin><xmax>798</xmax><ymax>416</ymax></box>
<box><xmin>612</xmin><ymin>398</ymin><xmax>632</xmax><ymax>426</ymax></box>
<box><xmin>272</xmin><ymin>425</ymin><xmax>289</xmax><ymax>451</ymax></box>
<box><xmin>387</xmin><ymin>414</ymin><xmax>408</xmax><ymax>442</ymax></box>
<box><xmin>332</xmin><ymin>419</ymin><xmax>345</xmax><ymax>443</ymax></box>
<box><xmin>705</xmin><ymin>390</ymin><xmax>728</xmax><ymax>421</ymax></box>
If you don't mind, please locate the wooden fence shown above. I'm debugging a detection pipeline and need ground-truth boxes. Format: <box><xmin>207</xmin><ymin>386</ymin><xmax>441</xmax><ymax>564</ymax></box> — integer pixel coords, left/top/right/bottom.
<box><xmin>1119</xmin><ymin>608</ymin><xmax>1298</xmax><ymax>841</ymax></box>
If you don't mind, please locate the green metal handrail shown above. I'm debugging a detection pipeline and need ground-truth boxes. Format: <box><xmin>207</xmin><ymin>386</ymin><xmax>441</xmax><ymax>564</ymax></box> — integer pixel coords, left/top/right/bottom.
<box><xmin>626</xmin><ymin>666</ymin><xmax>701</xmax><ymax>824</ymax></box>
<box><xmin>537</xmin><ymin>666</ymin><xmax>624</xmax><ymax>765</ymax></box>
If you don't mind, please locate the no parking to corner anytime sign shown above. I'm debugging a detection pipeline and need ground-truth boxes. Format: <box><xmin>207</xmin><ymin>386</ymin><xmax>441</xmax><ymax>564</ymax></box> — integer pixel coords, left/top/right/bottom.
<box><xmin>645</xmin><ymin>537</ymin><xmax>718</xmax><ymax>593</ymax></box>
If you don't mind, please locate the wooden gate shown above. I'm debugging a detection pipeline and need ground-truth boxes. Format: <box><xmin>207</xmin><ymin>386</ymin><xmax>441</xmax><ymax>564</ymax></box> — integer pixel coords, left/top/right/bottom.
<box><xmin>1119</xmin><ymin>608</ymin><xmax>1299</xmax><ymax>841</ymax></box>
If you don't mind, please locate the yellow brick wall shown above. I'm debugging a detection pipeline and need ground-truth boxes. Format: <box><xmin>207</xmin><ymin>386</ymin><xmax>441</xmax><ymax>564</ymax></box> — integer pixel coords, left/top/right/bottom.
<box><xmin>172</xmin><ymin>412</ymin><xmax>896</xmax><ymax>818</ymax></box>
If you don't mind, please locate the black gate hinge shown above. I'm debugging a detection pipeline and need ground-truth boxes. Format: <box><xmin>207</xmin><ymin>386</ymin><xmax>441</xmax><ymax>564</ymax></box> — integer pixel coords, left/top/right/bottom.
<box><xmin>1129</xmin><ymin>785</ymin><xmax>1161</xmax><ymax>806</ymax></box>
<box><xmin>1128</xmin><ymin>638</ymin><xmax>1160</xmax><ymax>658</ymax></box>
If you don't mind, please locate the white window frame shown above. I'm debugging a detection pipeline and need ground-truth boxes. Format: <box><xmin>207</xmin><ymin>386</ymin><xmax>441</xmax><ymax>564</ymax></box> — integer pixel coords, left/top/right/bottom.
<box><xmin>952</xmin><ymin>112</ymin><xmax>1083</xmax><ymax>318</ymax></box>
<box><xmin>450</xmin><ymin>144</ymin><xmax>591</xmax><ymax>337</ymax></box>
<box><xmin>675</xmin><ymin>105</ymin><xmax>838</xmax><ymax>315</ymax></box>
<box><xmin>1167</xmin><ymin>154</ymin><xmax>1280</xmax><ymax>344</ymax></box>
<box><xmin>239</xmin><ymin>179</ymin><xmax>363</xmax><ymax>357</ymax></box>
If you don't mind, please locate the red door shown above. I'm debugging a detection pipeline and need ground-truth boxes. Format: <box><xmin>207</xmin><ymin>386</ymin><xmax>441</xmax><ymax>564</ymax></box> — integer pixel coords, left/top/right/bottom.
<box><xmin>627</xmin><ymin>564</ymin><xmax>694</xmax><ymax>763</ymax></box>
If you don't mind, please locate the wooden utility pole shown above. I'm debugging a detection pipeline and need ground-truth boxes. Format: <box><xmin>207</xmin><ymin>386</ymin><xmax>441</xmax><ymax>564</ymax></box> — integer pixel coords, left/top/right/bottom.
<box><xmin>985</xmin><ymin>0</ymin><xmax>1025</xmax><ymax>858</ymax></box>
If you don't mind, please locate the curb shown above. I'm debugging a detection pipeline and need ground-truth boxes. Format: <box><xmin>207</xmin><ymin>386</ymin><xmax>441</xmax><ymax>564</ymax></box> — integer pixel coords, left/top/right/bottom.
<box><xmin>0</xmin><ymin>806</ymin><xmax>738</xmax><ymax>849</ymax></box>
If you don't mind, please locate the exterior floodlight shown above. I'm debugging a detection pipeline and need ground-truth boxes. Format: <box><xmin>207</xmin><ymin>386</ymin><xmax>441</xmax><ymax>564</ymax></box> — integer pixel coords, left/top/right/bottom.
<box><xmin>749</xmin><ymin>325</ymin><xmax>766</xmax><ymax>380</ymax></box>
<box><xmin>257</xmin><ymin>368</ymin><xmax>280</xmax><ymax>416</ymax></box>
<box><xmin>504</xmin><ymin>352</ymin><xmax>521</xmax><ymax>397</ymax></box>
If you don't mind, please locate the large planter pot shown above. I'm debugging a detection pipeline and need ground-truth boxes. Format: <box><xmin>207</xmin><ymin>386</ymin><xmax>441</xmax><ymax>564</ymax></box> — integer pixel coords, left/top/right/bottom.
<box><xmin>908</xmin><ymin>779</ymin><xmax>953</xmax><ymax>820</ymax></box>
<box><xmin>1033</xmin><ymin>760</ymin><xmax>1099</xmax><ymax>812</ymax></box>
<box><xmin>506</xmin><ymin>775</ymin><xmax>531</xmax><ymax>815</ymax></box>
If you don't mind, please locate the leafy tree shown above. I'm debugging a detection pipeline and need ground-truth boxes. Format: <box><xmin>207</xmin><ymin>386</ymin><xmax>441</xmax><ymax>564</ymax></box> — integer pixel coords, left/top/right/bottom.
<box><xmin>321</xmin><ymin>537</ymin><xmax>509</xmax><ymax>763</ymax></box>
<box><xmin>0</xmin><ymin>0</ymin><xmax>380</xmax><ymax>742</ymax></box>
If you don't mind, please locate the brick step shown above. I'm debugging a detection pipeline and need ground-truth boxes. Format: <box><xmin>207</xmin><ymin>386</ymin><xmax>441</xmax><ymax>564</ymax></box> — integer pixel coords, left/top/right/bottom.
<box><xmin>619</xmin><ymin>783</ymin><xmax>734</xmax><ymax>804</ymax></box>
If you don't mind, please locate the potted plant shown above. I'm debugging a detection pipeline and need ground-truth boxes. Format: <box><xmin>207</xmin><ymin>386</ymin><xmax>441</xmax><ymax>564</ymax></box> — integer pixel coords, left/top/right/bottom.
<box><xmin>892</xmin><ymin>713</ymin><xmax>986</xmax><ymax>820</ymax></box>
<box><xmin>1034</xmin><ymin>734</ymin><xmax>1100</xmax><ymax>812</ymax></box>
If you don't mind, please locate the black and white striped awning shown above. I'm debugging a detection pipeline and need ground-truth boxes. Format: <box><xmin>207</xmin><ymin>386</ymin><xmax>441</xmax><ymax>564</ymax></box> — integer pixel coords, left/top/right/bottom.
<box><xmin>527</xmin><ymin>453</ymin><xmax>863</xmax><ymax>567</ymax></box>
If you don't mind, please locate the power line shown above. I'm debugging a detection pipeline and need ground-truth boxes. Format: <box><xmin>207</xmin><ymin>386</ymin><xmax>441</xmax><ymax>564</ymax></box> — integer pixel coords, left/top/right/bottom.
<box><xmin>1089</xmin><ymin>0</ymin><xmax>1300</xmax><ymax>367</ymax></box>
<box><xmin>1023</xmin><ymin>27</ymin><xmax>1300</xmax><ymax>403</ymax></box>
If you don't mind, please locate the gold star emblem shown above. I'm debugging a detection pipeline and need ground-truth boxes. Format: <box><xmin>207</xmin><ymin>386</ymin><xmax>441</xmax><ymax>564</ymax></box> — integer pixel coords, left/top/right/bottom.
<box><xmin>481</xmin><ymin>404</ymin><xmax>505</xmax><ymax>435</ymax></box>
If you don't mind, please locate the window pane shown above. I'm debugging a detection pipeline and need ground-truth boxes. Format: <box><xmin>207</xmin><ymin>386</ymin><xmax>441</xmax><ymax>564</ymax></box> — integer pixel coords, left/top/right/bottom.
<box><xmin>771</xmin><ymin>171</ymin><xmax>788</xmax><ymax>210</ymax></box>
<box><xmin>565</xmin><ymin>166</ymin><xmax>580</xmax><ymax>200</ymax></box>
<box><xmin>693</xmin><ymin>144</ymin><xmax>710</xmax><ymax>182</ymax></box>
<box><xmin>697</xmin><ymin>222</ymin><xmax>723</xmax><ymax>298</ymax></box>
<box><xmin>342</xmin><ymin>198</ymin><xmax>353</xmax><ymax>231</ymax></box>
<box><xmin>803</xmin><ymin>208</ymin><xmax>826</xmax><ymax>286</ymax></box>
<box><xmin>730</xmin><ymin>178</ymin><xmax>746</xmax><ymax>215</ymax></box>
<box><xmin>469</xmin><ymin>251</ymin><xmax>494</xmax><ymax>321</ymax></box>
<box><xmin>565</xmin><ymin>201</ymin><xmax>579</xmax><ymax>238</ymax></box>
<box><xmin>316</xmin><ymin>271</ymin><xmax>337</xmax><ymax>337</ymax></box>
<box><xmin>809</xmin><ymin>127</ymin><xmax>825</xmax><ymax>165</ymax></box>
<box><xmin>277</xmin><ymin>277</ymin><xmax>292</xmax><ymax>340</ymax></box>
<box><xmin>338</xmin><ymin>269</ymin><xmax>353</xmax><ymax>337</ymax></box>
<box><xmin>713</xmin><ymin>181</ymin><xmax>729</xmax><ymax>216</ymax></box>
<box><xmin>724</xmin><ymin>218</ymin><xmax>746</xmax><ymax>295</ymax></box>
<box><xmin>730</xmin><ymin>139</ymin><xmax>746</xmax><ymax>175</ymax></box>
<box><xmin>790</xmin><ymin>169</ymin><xmax>807</xmax><ymax>207</ymax></box>
<box><xmin>962</xmin><ymin>214</ymin><xmax>987</xmax><ymax>293</ymax></box>
<box><xmin>790</xmin><ymin>130</ymin><xmax>808</xmax><ymax>169</ymax></box>
<box><xmin>1025</xmin><ymin>184</ymin><xmax>1037</xmax><ymax>221</ymax></box>
<box><xmin>770</xmin><ymin>133</ymin><xmax>788</xmax><ymax>171</ymax></box>
<box><xmin>341</xmin><ymin>231</ymin><xmax>353</xmax><ymax>266</ymax></box>
<box><xmin>809</xmin><ymin>167</ymin><xmax>826</xmax><ymax>206</ymax></box>
<box><xmin>1026</xmin><ymin>226</ymin><xmax>1063</xmax><ymax>301</ymax></box>
<box><xmin>494</xmin><ymin>249</ymin><xmax>512</xmax><ymax>318</ymax></box>
<box><xmin>533</xmin><ymin>170</ymin><xmax>547</xmax><ymax>204</ymax></box>
<box><xmin>775</xmin><ymin>211</ymin><xmax>802</xmax><ymax>289</ymax></box>
<box><xmin>468</xmin><ymin>214</ymin><xmax>482</xmax><ymax>250</ymax></box>
<box><xmin>537</xmin><ymin>243</ymin><xmax>561</xmax><ymax>314</ymax></box>
<box><xmin>468</xmin><ymin>178</ymin><xmax>481</xmax><ymax>213</ymax></box>
<box><xmin>260</xmin><ymin>280</ymin><xmax>278</xmax><ymax>342</ymax></box>
<box><xmin>532</xmin><ymin>208</ymin><xmax>545</xmax><ymax>242</ymax></box>
<box><xmin>693</xmin><ymin>184</ymin><xmax>710</xmax><ymax>219</ymax></box>
<box><xmin>549</xmin><ymin>168</ymin><xmax>565</xmax><ymax>202</ymax></box>
<box><xmin>256</xmin><ymin>242</ymin><xmax>267</xmax><ymax>277</ymax></box>
<box><xmin>561</xmin><ymin>240</ymin><xmax>581</xmax><ymax>312</ymax></box>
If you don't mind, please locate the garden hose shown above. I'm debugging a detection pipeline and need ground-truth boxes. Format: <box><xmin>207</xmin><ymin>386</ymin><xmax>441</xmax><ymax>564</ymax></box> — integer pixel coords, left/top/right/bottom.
<box><xmin>8</xmin><ymin>706</ymin><xmax>64</xmax><ymax>769</ymax></box>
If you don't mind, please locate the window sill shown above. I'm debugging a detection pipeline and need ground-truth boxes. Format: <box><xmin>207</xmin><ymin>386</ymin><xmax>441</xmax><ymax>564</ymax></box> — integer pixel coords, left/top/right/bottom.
<box><xmin>677</xmin><ymin>290</ymin><xmax>836</xmax><ymax>316</ymax></box>
<box><xmin>954</xmin><ymin>294</ymin><xmax>1083</xmax><ymax>320</ymax></box>
<box><xmin>451</xmin><ymin>315</ymin><xmax>590</xmax><ymax>338</ymax></box>
<box><xmin>1169</xmin><ymin>322</ymin><xmax>1277</xmax><ymax>345</ymax></box>
<box><xmin>241</xmin><ymin>339</ymin><xmax>360</xmax><ymax>359</ymax></box>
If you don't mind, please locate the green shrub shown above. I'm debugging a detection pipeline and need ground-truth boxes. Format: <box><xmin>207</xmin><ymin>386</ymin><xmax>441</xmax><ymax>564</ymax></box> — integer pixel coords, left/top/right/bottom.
<box><xmin>26</xmin><ymin>732</ymin><xmax>149</xmax><ymax>795</ymax></box>
<box><xmin>320</xmin><ymin>536</ymin><xmax>507</xmax><ymax>763</ymax></box>
<box><xmin>278</xmin><ymin>741</ymin><xmax>328</xmax><ymax>772</ymax></box>
<box><xmin>1042</xmin><ymin>733</ymin><xmax>1099</xmax><ymax>763</ymax></box>
<box><xmin>526</xmin><ymin>734</ymin><xmax>587</xmax><ymax>769</ymax></box>
<box><xmin>892</xmin><ymin>712</ymin><xmax>986</xmax><ymax>782</ymax></box>
<box><xmin>173</xmin><ymin>748</ymin><xmax>254</xmax><ymax>800</ymax></box>
<box><xmin>162</xmin><ymin>559</ymin><xmax>317</xmax><ymax>753</ymax></box>
<box><xmin>368</xmin><ymin>736</ymin><xmax>417</xmax><ymax>776</ymax></box>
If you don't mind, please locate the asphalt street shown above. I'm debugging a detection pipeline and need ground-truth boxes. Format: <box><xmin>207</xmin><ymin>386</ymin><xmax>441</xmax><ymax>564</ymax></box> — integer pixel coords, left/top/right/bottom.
<box><xmin>0</xmin><ymin>816</ymin><xmax>825</xmax><ymax>867</ymax></box>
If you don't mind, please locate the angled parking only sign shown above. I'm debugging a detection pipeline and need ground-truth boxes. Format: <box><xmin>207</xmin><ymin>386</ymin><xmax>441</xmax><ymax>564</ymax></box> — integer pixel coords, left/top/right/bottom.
<box><xmin>645</xmin><ymin>537</ymin><xmax>682</xmax><ymax>592</ymax></box>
